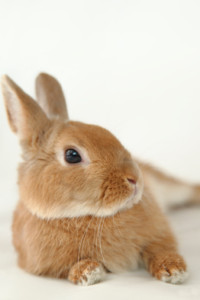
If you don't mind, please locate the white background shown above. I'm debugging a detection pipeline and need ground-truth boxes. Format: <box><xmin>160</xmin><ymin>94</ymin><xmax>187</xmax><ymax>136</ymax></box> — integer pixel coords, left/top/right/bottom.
<box><xmin>0</xmin><ymin>1</ymin><xmax>200</xmax><ymax>299</ymax></box>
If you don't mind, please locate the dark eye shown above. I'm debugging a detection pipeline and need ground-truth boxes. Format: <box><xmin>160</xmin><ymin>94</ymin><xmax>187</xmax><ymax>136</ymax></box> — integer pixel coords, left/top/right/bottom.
<box><xmin>65</xmin><ymin>149</ymin><xmax>82</xmax><ymax>164</ymax></box>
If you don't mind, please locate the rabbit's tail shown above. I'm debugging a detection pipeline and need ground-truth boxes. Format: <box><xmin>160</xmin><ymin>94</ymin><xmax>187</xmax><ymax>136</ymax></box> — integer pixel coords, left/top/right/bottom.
<box><xmin>138</xmin><ymin>161</ymin><xmax>200</xmax><ymax>211</ymax></box>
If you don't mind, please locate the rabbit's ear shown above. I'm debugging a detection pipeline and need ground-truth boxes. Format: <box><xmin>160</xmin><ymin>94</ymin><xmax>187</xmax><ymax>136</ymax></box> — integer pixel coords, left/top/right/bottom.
<box><xmin>1</xmin><ymin>75</ymin><xmax>50</xmax><ymax>140</ymax></box>
<box><xmin>35</xmin><ymin>73</ymin><xmax>69</xmax><ymax>121</ymax></box>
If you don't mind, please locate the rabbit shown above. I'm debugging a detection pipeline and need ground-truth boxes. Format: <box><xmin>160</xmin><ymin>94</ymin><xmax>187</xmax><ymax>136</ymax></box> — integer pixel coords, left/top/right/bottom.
<box><xmin>1</xmin><ymin>73</ymin><xmax>200</xmax><ymax>286</ymax></box>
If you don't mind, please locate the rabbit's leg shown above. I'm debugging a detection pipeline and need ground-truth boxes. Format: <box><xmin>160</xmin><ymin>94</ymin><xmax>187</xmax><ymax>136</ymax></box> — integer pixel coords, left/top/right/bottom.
<box><xmin>141</xmin><ymin>240</ymin><xmax>188</xmax><ymax>284</ymax></box>
<box><xmin>68</xmin><ymin>259</ymin><xmax>106</xmax><ymax>286</ymax></box>
<box><xmin>139</xmin><ymin>161</ymin><xmax>200</xmax><ymax>211</ymax></box>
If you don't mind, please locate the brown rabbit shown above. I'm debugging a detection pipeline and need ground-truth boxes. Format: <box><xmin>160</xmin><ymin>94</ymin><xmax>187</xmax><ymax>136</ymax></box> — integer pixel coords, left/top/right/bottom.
<box><xmin>1</xmin><ymin>73</ymin><xmax>199</xmax><ymax>286</ymax></box>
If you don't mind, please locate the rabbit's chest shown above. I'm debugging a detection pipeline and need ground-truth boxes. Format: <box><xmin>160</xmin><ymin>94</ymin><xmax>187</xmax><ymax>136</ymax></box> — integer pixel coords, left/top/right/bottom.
<box><xmin>13</xmin><ymin>203</ymin><xmax>143</xmax><ymax>275</ymax></box>
<box><xmin>67</xmin><ymin>216</ymin><xmax>142</xmax><ymax>272</ymax></box>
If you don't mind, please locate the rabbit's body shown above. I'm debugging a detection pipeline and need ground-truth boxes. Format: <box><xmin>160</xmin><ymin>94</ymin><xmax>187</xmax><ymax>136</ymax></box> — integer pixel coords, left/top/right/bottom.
<box><xmin>1</xmin><ymin>73</ymin><xmax>199</xmax><ymax>286</ymax></box>
<box><xmin>13</xmin><ymin>190</ymin><xmax>174</xmax><ymax>278</ymax></box>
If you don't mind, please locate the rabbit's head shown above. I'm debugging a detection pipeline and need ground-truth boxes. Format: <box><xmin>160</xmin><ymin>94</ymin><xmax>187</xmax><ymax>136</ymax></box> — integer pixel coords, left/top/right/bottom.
<box><xmin>1</xmin><ymin>74</ymin><xmax>143</xmax><ymax>219</ymax></box>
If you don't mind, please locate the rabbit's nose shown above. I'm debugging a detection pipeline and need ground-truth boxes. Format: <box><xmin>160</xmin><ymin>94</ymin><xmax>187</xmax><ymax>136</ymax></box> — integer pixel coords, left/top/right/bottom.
<box><xmin>127</xmin><ymin>178</ymin><xmax>136</xmax><ymax>185</ymax></box>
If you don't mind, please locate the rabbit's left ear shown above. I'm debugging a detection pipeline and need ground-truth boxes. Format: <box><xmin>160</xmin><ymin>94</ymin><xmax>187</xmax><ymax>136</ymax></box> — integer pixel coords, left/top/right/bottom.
<box><xmin>35</xmin><ymin>73</ymin><xmax>69</xmax><ymax>121</ymax></box>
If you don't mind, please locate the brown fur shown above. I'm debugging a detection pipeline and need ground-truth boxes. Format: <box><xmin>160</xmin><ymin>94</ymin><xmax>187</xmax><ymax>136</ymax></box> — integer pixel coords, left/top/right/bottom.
<box><xmin>2</xmin><ymin>73</ymin><xmax>198</xmax><ymax>285</ymax></box>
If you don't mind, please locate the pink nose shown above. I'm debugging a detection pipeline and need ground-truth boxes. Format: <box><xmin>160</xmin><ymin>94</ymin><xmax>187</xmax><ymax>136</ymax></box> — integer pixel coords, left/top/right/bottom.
<box><xmin>127</xmin><ymin>178</ymin><xmax>136</xmax><ymax>185</ymax></box>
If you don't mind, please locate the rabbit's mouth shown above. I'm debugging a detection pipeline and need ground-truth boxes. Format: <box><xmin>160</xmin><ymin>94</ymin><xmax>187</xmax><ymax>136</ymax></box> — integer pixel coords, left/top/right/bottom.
<box><xmin>122</xmin><ymin>182</ymin><xmax>144</xmax><ymax>210</ymax></box>
<box><xmin>123</xmin><ymin>185</ymin><xmax>140</xmax><ymax>208</ymax></box>
<box><xmin>95</xmin><ymin>179</ymin><xmax>144</xmax><ymax>217</ymax></box>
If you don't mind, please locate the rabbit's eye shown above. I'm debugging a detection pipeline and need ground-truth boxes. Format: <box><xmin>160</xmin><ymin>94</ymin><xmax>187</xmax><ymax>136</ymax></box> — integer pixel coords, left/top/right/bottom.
<box><xmin>65</xmin><ymin>149</ymin><xmax>82</xmax><ymax>163</ymax></box>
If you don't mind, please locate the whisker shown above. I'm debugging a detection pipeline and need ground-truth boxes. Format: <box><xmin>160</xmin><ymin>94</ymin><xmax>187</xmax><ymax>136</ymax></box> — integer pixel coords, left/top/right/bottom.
<box><xmin>77</xmin><ymin>207</ymin><xmax>100</xmax><ymax>272</ymax></box>
<box><xmin>78</xmin><ymin>216</ymin><xmax>93</xmax><ymax>265</ymax></box>
<box><xmin>95</xmin><ymin>218</ymin><xmax>100</xmax><ymax>258</ymax></box>
<box><xmin>99</xmin><ymin>217</ymin><xmax>106</xmax><ymax>265</ymax></box>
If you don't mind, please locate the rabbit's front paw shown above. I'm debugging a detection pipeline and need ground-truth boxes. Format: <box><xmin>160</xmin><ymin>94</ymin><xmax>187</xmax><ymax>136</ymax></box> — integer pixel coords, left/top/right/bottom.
<box><xmin>68</xmin><ymin>259</ymin><xmax>106</xmax><ymax>286</ymax></box>
<box><xmin>161</xmin><ymin>268</ymin><xmax>188</xmax><ymax>284</ymax></box>
<box><xmin>149</xmin><ymin>252</ymin><xmax>188</xmax><ymax>284</ymax></box>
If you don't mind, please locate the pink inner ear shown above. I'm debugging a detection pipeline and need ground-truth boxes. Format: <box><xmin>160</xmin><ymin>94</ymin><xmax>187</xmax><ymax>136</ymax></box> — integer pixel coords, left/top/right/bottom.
<box><xmin>3</xmin><ymin>85</ymin><xmax>21</xmax><ymax>134</ymax></box>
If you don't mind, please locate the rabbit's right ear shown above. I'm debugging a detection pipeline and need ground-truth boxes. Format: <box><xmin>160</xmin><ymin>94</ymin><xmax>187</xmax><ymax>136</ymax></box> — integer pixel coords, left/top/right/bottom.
<box><xmin>1</xmin><ymin>75</ymin><xmax>50</xmax><ymax>141</ymax></box>
<box><xmin>35</xmin><ymin>73</ymin><xmax>69</xmax><ymax>121</ymax></box>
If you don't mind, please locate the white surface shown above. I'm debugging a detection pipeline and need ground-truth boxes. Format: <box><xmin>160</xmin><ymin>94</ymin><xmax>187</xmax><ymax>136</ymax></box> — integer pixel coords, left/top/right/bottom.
<box><xmin>0</xmin><ymin>0</ymin><xmax>200</xmax><ymax>299</ymax></box>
